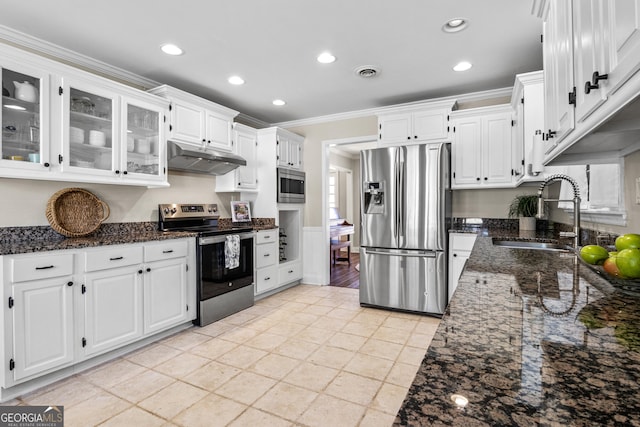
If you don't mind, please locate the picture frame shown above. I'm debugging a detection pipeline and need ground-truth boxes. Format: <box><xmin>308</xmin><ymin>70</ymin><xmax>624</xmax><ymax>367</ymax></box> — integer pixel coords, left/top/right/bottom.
<box><xmin>230</xmin><ymin>201</ymin><xmax>252</xmax><ymax>222</ymax></box>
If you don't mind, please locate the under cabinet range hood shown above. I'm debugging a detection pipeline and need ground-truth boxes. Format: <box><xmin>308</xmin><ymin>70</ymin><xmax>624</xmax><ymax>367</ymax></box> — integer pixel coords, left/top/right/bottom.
<box><xmin>166</xmin><ymin>141</ymin><xmax>246</xmax><ymax>175</ymax></box>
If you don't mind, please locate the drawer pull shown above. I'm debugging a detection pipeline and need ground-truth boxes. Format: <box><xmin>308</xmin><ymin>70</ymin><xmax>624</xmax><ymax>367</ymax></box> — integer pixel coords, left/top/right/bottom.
<box><xmin>110</xmin><ymin>256</ymin><xmax>124</xmax><ymax>261</ymax></box>
<box><xmin>35</xmin><ymin>265</ymin><xmax>54</xmax><ymax>270</ymax></box>
<box><xmin>264</xmin><ymin>253</ymin><xmax>270</xmax><ymax>257</ymax></box>
<box><xmin>264</xmin><ymin>235</ymin><xmax>271</xmax><ymax>239</ymax></box>
<box><xmin>288</xmin><ymin>270</ymin><xmax>293</xmax><ymax>273</ymax></box>
<box><xmin>162</xmin><ymin>250</ymin><xmax>174</xmax><ymax>254</ymax></box>
<box><xmin>265</xmin><ymin>276</ymin><xmax>271</xmax><ymax>281</ymax></box>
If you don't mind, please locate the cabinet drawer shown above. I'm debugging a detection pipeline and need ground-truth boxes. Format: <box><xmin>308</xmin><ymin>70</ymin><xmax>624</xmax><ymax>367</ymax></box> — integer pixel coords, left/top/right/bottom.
<box><xmin>145</xmin><ymin>239</ymin><xmax>189</xmax><ymax>262</ymax></box>
<box><xmin>10</xmin><ymin>253</ymin><xmax>74</xmax><ymax>283</ymax></box>
<box><xmin>256</xmin><ymin>243</ymin><xmax>277</xmax><ymax>269</ymax></box>
<box><xmin>450</xmin><ymin>234</ymin><xmax>477</xmax><ymax>251</ymax></box>
<box><xmin>256</xmin><ymin>265</ymin><xmax>278</xmax><ymax>293</ymax></box>
<box><xmin>85</xmin><ymin>245</ymin><xmax>143</xmax><ymax>272</ymax></box>
<box><xmin>279</xmin><ymin>262</ymin><xmax>302</xmax><ymax>285</ymax></box>
<box><xmin>256</xmin><ymin>229</ymin><xmax>278</xmax><ymax>245</ymax></box>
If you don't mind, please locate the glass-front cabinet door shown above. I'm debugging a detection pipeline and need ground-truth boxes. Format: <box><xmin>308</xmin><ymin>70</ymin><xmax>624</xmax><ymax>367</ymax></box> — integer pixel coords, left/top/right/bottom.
<box><xmin>122</xmin><ymin>97</ymin><xmax>165</xmax><ymax>182</ymax></box>
<box><xmin>61</xmin><ymin>78</ymin><xmax>116</xmax><ymax>176</ymax></box>
<box><xmin>1</xmin><ymin>62</ymin><xmax>50</xmax><ymax>171</ymax></box>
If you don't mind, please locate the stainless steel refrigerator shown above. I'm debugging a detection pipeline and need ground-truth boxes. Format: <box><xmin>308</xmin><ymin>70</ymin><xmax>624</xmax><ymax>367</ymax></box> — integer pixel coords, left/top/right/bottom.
<box><xmin>359</xmin><ymin>143</ymin><xmax>451</xmax><ymax>316</ymax></box>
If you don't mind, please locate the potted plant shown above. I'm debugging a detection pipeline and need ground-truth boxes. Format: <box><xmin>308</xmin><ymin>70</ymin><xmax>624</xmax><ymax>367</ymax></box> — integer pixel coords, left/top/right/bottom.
<box><xmin>508</xmin><ymin>194</ymin><xmax>542</xmax><ymax>231</ymax></box>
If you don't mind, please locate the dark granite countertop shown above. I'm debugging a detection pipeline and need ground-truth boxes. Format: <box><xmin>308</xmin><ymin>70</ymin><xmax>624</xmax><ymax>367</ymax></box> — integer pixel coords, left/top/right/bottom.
<box><xmin>395</xmin><ymin>234</ymin><xmax>640</xmax><ymax>426</ymax></box>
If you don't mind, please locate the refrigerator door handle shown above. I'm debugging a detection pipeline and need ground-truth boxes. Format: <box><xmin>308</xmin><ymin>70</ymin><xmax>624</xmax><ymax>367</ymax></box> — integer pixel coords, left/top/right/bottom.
<box><xmin>365</xmin><ymin>249</ymin><xmax>436</xmax><ymax>258</ymax></box>
<box><xmin>399</xmin><ymin>160</ymin><xmax>405</xmax><ymax>238</ymax></box>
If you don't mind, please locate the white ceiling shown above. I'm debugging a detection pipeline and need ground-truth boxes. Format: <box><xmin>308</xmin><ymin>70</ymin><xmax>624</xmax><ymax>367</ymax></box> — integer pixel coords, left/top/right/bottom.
<box><xmin>0</xmin><ymin>1</ymin><xmax>543</xmax><ymax>125</ymax></box>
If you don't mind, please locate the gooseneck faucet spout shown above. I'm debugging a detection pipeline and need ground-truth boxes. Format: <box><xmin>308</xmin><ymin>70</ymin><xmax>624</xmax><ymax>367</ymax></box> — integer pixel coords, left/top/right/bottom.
<box><xmin>537</xmin><ymin>174</ymin><xmax>581</xmax><ymax>249</ymax></box>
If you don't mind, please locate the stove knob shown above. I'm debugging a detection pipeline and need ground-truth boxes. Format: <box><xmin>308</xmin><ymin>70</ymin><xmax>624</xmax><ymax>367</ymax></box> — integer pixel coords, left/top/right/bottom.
<box><xmin>208</xmin><ymin>207</ymin><xmax>213</xmax><ymax>213</ymax></box>
<box><xmin>163</xmin><ymin>208</ymin><xmax>170</xmax><ymax>214</ymax></box>
<box><xmin>171</xmin><ymin>207</ymin><xmax>177</xmax><ymax>214</ymax></box>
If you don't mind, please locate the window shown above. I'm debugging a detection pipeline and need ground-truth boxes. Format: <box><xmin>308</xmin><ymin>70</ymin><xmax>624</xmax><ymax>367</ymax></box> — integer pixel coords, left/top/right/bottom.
<box><xmin>556</xmin><ymin>160</ymin><xmax>626</xmax><ymax>226</ymax></box>
<box><xmin>329</xmin><ymin>171</ymin><xmax>339</xmax><ymax>209</ymax></box>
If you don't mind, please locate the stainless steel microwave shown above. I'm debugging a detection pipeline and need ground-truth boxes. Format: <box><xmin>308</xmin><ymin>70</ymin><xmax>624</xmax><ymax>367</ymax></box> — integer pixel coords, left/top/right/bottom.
<box><xmin>277</xmin><ymin>168</ymin><xmax>305</xmax><ymax>203</ymax></box>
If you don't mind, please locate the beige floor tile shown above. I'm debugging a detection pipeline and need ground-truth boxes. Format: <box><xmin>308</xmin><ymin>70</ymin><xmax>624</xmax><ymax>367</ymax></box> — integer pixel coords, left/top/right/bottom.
<box><xmin>343</xmin><ymin>353</ymin><xmax>394</xmax><ymax>381</ymax></box>
<box><xmin>359</xmin><ymin>408</ymin><xmax>397</xmax><ymax>427</ymax></box>
<box><xmin>351</xmin><ymin>311</ymin><xmax>389</xmax><ymax>326</ymax></box>
<box><xmin>266</xmin><ymin>321</ymin><xmax>308</xmax><ymax>337</ymax></box>
<box><xmin>359</xmin><ymin>338</ymin><xmax>403</xmax><ymax>361</ymax></box>
<box><xmin>387</xmin><ymin>311</ymin><xmax>423</xmax><ymax>321</ymax></box>
<box><xmin>220</xmin><ymin>310</ymin><xmax>259</xmax><ymax>326</ymax></box>
<box><xmin>21</xmin><ymin>376</ymin><xmax>101</xmax><ymax>407</ymax></box>
<box><xmin>172</xmin><ymin>393</ymin><xmax>247</xmax><ymax>427</ymax></box>
<box><xmin>244</xmin><ymin>332</ymin><xmax>289</xmax><ymax>351</ymax></box>
<box><xmin>242</xmin><ymin>316</ymin><xmax>281</xmax><ymax>332</ymax></box>
<box><xmin>255</xmin><ymin>295</ymin><xmax>288</xmax><ymax>308</ymax></box>
<box><xmin>181</xmin><ymin>360</ymin><xmax>241</xmax><ymax>391</ymax></box>
<box><xmin>310</xmin><ymin>316</ymin><xmax>349</xmax><ymax>331</ymax></box>
<box><xmin>382</xmin><ymin>316</ymin><xmax>419</xmax><ymax>332</ymax></box>
<box><xmin>228</xmin><ymin>407</ymin><xmax>293</xmax><ymax>427</ymax></box>
<box><xmin>217</xmin><ymin>326</ymin><xmax>261</xmax><ymax>344</ymax></box>
<box><xmin>191</xmin><ymin>320</ymin><xmax>235</xmax><ymax>338</ymax></box>
<box><xmin>138</xmin><ymin>381</ymin><xmax>208</xmax><ymax>420</ymax></box>
<box><xmin>282</xmin><ymin>362</ymin><xmax>339</xmax><ymax>392</ymax></box>
<box><xmin>370</xmin><ymin>382</ymin><xmax>409</xmax><ymax>415</ymax></box>
<box><xmin>385</xmin><ymin>362</ymin><xmax>420</xmax><ymax>388</ymax></box>
<box><xmin>279</xmin><ymin>301</ymin><xmax>310</xmax><ymax>312</ymax></box>
<box><xmin>214</xmin><ymin>371</ymin><xmax>277</xmax><ymax>405</ymax></box>
<box><xmin>100</xmin><ymin>406</ymin><xmax>165</xmax><ymax>427</ymax></box>
<box><xmin>307</xmin><ymin>345</ymin><xmax>355</xmax><ymax>370</ymax></box>
<box><xmin>406</xmin><ymin>332</ymin><xmax>433</xmax><ymax>349</ymax></box>
<box><xmin>291</xmin><ymin>295</ymin><xmax>323</xmax><ymax>305</ymax></box>
<box><xmin>287</xmin><ymin>311</ymin><xmax>321</xmax><ymax>325</ymax></box>
<box><xmin>153</xmin><ymin>352</ymin><xmax>210</xmax><ymax>378</ymax></box>
<box><xmin>273</xmin><ymin>338</ymin><xmax>320</xmax><ymax>360</ymax></box>
<box><xmin>340</xmin><ymin>321</ymin><xmax>380</xmax><ymax>338</ymax></box>
<box><xmin>314</xmin><ymin>298</ymin><xmax>343</xmax><ymax>308</ymax></box>
<box><xmin>253</xmin><ymin>382</ymin><xmax>317</xmax><ymax>421</ymax></box>
<box><xmin>372</xmin><ymin>326</ymin><xmax>411</xmax><ymax>345</ymax></box>
<box><xmin>80</xmin><ymin>359</ymin><xmax>147</xmax><ymax>389</ymax></box>
<box><xmin>303</xmin><ymin>304</ymin><xmax>335</xmax><ymax>316</ymax></box>
<box><xmin>109</xmin><ymin>370</ymin><xmax>175</xmax><ymax>403</ymax></box>
<box><xmin>250</xmin><ymin>353</ymin><xmax>300</xmax><ymax>380</ymax></box>
<box><xmin>215</xmin><ymin>345</ymin><xmax>268</xmax><ymax>369</ymax></box>
<box><xmin>63</xmin><ymin>391</ymin><xmax>130</xmax><ymax>427</ymax></box>
<box><xmin>294</xmin><ymin>326</ymin><xmax>336</xmax><ymax>344</ymax></box>
<box><xmin>126</xmin><ymin>344</ymin><xmax>183</xmax><ymax>368</ymax></box>
<box><xmin>161</xmin><ymin>331</ymin><xmax>211</xmax><ymax>351</ymax></box>
<box><xmin>298</xmin><ymin>394</ymin><xmax>366</xmax><ymax>427</ymax></box>
<box><xmin>325</xmin><ymin>372</ymin><xmax>382</xmax><ymax>406</ymax></box>
<box><xmin>326</xmin><ymin>332</ymin><xmax>367</xmax><ymax>352</ymax></box>
<box><xmin>325</xmin><ymin>307</ymin><xmax>359</xmax><ymax>321</ymax></box>
<box><xmin>189</xmin><ymin>337</ymin><xmax>238</xmax><ymax>360</ymax></box>
<box><xmin>396</xmin><ymin>345</ymin><xmax>427</xmax><ymax>366</ymax></box>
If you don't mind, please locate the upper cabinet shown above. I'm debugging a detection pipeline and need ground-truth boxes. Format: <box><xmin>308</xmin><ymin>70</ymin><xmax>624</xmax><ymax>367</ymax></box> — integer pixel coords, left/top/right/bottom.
<box><xmin>0</xmin><ymin>43</ymin><xmax>169</xmax><ymax>187</ymax></box>
<box><xmin>148</xmin><ymin>85</ymin><xmax>238</xmax><ymax>153</ymax></box>
<box><xmin>538</xmin><ymin>0</ymin><xmax>640</xmax><ymax>164</ymax></box>
<box><xmin>276</xmin><ymin>132</ymin><xmax>303</xmax><ymax>170</ymax></box>
<box><xmin>450</xmin><ymin>104</ymin><xmax>515</xmax><ymax>189</ymax></box>
<box><xmin>376</xmin><ymin>100</ymin><xmax>456</xmax><ymax>145</ymax></box>
<box><xmin>215</xmin><ymin>123</ymin><xmax>259</xmax><ymax>192</ymax></box>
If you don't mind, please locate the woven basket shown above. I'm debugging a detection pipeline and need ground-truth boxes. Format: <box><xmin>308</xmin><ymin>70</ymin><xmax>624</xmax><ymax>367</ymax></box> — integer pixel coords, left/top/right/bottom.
<box><xmin>46</xmin><ymin>188</ymin><xmax>110</xmax><ymax>237</ymax></box>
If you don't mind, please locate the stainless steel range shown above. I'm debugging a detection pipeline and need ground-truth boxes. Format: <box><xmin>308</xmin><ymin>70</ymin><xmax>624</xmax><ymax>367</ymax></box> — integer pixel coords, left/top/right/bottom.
<box><xmin>158</xmin><ymin>203</ymin><xmax>254</xmax><ymax>326</ymax></box>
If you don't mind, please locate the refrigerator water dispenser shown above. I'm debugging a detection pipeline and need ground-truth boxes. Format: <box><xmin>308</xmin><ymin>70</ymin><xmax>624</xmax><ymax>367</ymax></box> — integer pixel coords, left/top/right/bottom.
<box><xmin>364</xmin><ymin>182</ymin><xmax>385</xmax><ymax>214</ymax></box>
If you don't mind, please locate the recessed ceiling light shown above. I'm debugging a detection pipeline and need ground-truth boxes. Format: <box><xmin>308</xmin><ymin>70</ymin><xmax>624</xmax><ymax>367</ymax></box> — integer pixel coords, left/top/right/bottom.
<box><xmin>317</xmin><ymin>52</ymin><xmax>336</xmax><ymax>64</ymax></box>
<box><xmin>442</xmin><ymin>18</ymin><xmax>469</xmax><ymax>33</ymax></box>
<box><xmin>160</xmin><ymin>44</ymin><xmax>184</xmax><ymax>56</ymax></box>
<box><xmin>272</xmin><ymin>99</ymin><xmax>286</xmax><ymax>106</ymax></box>
<box><xmin>228</xmin><ymin>76</ymin><xmax>245</xmax><ymax>85</ymax></box>
<box><xmin>453</xmin><ymin>61</ymin><xmax>473</xmax><ymax>72</ymax></box>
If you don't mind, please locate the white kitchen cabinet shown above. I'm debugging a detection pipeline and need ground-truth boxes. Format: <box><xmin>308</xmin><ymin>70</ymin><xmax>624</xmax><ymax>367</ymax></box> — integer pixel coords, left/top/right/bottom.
<box><xmin>450</xmin><ymin>105</ymin><xmax>515</xmax><ymax>189</ymax></box>
<box><xmin>377</xmin><ymin>101</ymin><xmax>455</xmax><ymax>144</ymax></box>
<box><xmin>0</xmin><ymin>42</ymin><xmax>169</xmax><ymax>187</ymax></box>
<box><xmin>81</xmin><ymin>246</ymin><xmax>144</xmax><ymax>357</ymax></box>
<box><xmin>148</xmin><ymin>85</ymin><xmax>238</xmax><ymax>153</ymax></box>
<box><xmin>216</xmin><ymin>123</ymin><xmax>258</xmax><ymax>192</ymax></box>
<box><xmin>276</xmin><ymin>132</ymin><xmax>303</xmax><ymax>169</ymax></box>
<box><xmin>605</xmin><ymin>0</ymin><xmax>640</xmax><ymax>95</ymax></box>
<box><xmin>142</xmin><ymin>239</ymin><xmax>190</xmax><ymax>334</ymax></box>
<box><xmin>254</xmin><ymin>229</ymin><xmax>279</xmax><ymax>295</ymax></box>
<box><xmin>448</xmin><ymin>233</ymin><xmax>477</xmax><ymax>302</ymax></box>
<box><xmin>511</xmin><ymin>71</ymin><xmax>546</xmax><ymax>184</ymax></box>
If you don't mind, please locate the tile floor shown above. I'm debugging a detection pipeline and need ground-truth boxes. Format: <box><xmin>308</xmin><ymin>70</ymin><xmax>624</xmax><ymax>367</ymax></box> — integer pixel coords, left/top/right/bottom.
<box><xmin>8</xmin><ymin>285</ymin><xmax>440</xmax><ymax>427</ymax></box>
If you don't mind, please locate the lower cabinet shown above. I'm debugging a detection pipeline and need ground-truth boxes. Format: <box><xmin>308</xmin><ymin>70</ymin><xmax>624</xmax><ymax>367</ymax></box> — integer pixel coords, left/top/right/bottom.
<box><xmin>1</xmin><ymin>237</ymin><xmax>195</xmax><ymax>394</ymax></box>
<box><xmin>448</xmin><ymin>233</ymin><xmax>478</xmax><ymax>302</ymax></box>
<box><xmin>255</xmin><ymin>229</ymin><xmax>279</xmax><ymax>295</ymax></box>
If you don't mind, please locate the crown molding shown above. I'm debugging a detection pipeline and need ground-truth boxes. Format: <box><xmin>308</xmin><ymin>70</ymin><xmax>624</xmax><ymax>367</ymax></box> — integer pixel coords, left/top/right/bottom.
<box><xmin>234</xmin><ymin>113</ymin><xmax>271</xmax><ymax>129</ymax></box>
<box><xmin>0</xmin><ymin>25</ymin><xmax>160</xmax><ymax>89</ymax></box>
<box><xmin>275</xmin><ymin>86</ymin><xmax>514</xmax><ymax>128</ymax></box>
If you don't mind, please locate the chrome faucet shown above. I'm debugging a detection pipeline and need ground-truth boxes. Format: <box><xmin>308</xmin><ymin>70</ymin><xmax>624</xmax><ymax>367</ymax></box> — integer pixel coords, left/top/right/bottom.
<box><xmin>536</xmin><ymin>174</ymin><xmax>581</xmax><ymax>249</ymax></box>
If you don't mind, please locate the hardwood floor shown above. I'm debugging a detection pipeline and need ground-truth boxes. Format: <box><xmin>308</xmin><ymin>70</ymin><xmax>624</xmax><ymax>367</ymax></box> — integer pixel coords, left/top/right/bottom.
<box><xmin>329</xmin><ymin>252</ymin><xmax>359</xmax><ymax>288</ymax></box>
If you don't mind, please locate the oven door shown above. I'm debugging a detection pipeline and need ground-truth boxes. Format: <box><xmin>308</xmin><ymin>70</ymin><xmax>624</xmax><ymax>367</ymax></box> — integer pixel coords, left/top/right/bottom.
<box><xmin>198</xmin><ymin>232</ymin><xmax>254</xmax><ymax>300</ymax></box>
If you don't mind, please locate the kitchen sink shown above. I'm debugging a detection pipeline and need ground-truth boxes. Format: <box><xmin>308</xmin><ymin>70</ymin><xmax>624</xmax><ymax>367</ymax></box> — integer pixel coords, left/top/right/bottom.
<box><xmin>492</xmin><ymin>239</ymin><xmax>574</xmax><ymax>252</ymax></box>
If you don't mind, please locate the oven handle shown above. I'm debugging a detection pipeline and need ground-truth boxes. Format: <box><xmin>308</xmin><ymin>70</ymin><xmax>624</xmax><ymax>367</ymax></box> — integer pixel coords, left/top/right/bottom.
<box><xmin>199</xmin><ymin>232</ymin><xmax>254</xmax><ymax>245</ymax></box>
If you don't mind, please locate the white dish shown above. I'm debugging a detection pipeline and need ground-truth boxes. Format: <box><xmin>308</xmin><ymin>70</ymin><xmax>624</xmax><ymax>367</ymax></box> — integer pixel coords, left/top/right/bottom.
<box><xmin>89</xmin><ymin>130</ymin><xmax>106</xmax><ymax>147</ymax></box>
<box><xmin>135</xmin><ymin>138</ymin><xmax>151</xmax><ymax>154</ymax></box>
<box><xmin>70</xmin><ymin>127</ymin><xmax>84</xmax><ymax>144</ymax></box>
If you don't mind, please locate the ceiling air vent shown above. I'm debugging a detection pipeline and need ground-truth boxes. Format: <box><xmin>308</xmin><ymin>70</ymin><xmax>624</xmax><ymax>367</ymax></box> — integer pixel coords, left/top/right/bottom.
<box><xmin>355</xmin><ymin>66</ymin><xmax>380</xmax><ymax>78</ymax></box>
